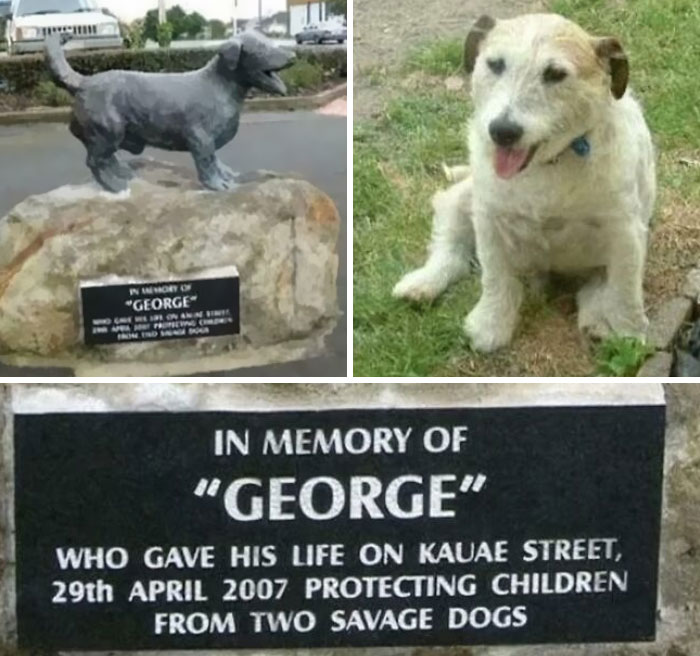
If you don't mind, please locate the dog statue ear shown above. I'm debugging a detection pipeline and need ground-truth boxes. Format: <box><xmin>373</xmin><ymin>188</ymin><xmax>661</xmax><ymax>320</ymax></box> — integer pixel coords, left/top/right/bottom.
<box><xmin>464</xmin><ymin>15</ymin><xmax>496</xmax><ymax>74</ymax></box>
<box><xmin>594</xmin><ymin>37</ymin><xmax>629</xmax><ymax>100</ymax></box>
<box><xmin>219</xmin><ymin>39</ymin><xmax>242</xmax><ymax>70</ymax></box>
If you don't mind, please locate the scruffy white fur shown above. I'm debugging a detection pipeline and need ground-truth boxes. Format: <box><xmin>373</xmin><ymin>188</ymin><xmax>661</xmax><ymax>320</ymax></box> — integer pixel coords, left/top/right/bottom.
<box><xmin>393</xmin><ymin>14</ymin><xmax>656</xmax><ymax>352</ymax></box>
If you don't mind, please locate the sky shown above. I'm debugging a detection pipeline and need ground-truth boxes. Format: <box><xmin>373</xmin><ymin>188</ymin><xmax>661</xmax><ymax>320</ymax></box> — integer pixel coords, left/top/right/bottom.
<box><xmin>100</xmin><ymin>0</ymin><xmax>287</xmax><ymax>23</ymax></box>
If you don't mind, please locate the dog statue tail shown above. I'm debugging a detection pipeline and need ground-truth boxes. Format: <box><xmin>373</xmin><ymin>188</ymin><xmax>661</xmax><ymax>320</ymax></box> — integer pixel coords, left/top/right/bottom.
<box><xmin>44</xmin><ymin>35</ymin><xmax>84</xmax><ymax>95</ymax></box>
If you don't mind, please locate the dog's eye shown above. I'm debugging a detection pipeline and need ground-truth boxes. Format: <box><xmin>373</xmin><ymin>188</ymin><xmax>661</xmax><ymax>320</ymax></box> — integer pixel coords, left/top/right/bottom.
<box><xmin>543</xmin><ymin>65</ymin><xmax>568</xmax><ymax>84</ymax></box>
<box><xmin>487</xmin><ymin>58</ymin><xmax>506</xmax><ymax>75</ymax></box>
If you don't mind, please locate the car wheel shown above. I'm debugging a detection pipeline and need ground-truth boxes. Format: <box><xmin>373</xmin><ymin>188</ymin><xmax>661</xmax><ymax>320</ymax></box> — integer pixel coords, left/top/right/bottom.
<box><xmin>296</xmin><ymin>37</ymin><xmax>303</xmax><ymax>44</ymax></box>
<box><xmin>338</xmin><ymin>38</ymin><xmax>345</xmax><ymax>43</ymax></box>
<box><xmin>316</xmin><ymin>37</ymin><xmax>324</xmax><ymax>45</ymax></box>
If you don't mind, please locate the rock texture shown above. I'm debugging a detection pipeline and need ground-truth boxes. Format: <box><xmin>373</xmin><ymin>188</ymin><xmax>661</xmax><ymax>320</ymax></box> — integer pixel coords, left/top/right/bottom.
<box><xmin>681</xmin><ymin>266</ymin><xmax>700</xmax><ymax>305</ymax></box>
<box><xmin>0</xmin><ymin>160</ymin><xmax>339</xmax><ymax>375</ymax></box>
<box><xmin>638</xmin><ymin>351</ymin><xmax>674</xmax><ymax>377</ymax></box>
<box><xmin>647</xmin><ymin>298</ymin><xmax>694</xmax><ymax>352</ymax></box>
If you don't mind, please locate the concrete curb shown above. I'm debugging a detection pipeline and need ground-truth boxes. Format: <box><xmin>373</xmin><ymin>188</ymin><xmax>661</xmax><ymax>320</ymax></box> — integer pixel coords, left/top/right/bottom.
<box><xmin>0</xmin><ymin>82</ymin><xmax>347</xmax><ymax>125</ymax></box>
<box><xmin>638</xmin><ymin>266</ymin><xmax>700</xmax><ymax>377</ymax></box>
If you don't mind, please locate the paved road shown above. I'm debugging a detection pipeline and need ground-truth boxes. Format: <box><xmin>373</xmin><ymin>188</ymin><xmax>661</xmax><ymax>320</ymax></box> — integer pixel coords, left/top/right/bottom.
<box><xmin>0</xmin><ymin>110</ymin><xmax>347</xmax><ymax>377</ymax></box>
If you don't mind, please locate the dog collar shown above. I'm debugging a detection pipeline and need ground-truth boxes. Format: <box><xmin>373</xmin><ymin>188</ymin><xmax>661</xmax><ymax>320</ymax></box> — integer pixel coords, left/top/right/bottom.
<box><xmin>547</xmin><ymin>135</ymin><xmax>590</xmax><ymax>165</ymax></box>
<box><xmin>571</xmin><ymin>135</ymin><xmax>590</xmax><ymax>157</ymax></box>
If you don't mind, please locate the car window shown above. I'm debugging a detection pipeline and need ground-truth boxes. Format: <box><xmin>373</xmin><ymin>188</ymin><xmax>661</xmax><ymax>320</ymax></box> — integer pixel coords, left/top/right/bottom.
<box><xmin>16</xmin><ymin>0</ymin><xmax>98</xmax><ymax>17</ymax></box>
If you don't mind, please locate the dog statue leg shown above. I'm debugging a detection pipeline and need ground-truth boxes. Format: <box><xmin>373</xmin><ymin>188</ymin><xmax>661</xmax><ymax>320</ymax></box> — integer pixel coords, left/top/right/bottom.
<box><xmin>464</xmin><ymin>215</ymin><xmax>523</xmax><ymax>352</ymax></box>
<box><xmin>106</xmin><ymin>153</ymin><xmax>134</xmax><ymax>184</ymax></box>
<box><xmin>86</xmin><ymin>142</ymin><xmax>130</xmax><ymax>193</ymax></box>
<box><xmin>188</xmin><ymin>132</ymin><xmax>238</xmax><ymax>191</ymax></box>
<box><xmin>393</xmin><ymin>177</ymin><xmax>475</xmax><ymax>302</ymax></box>
<box><xmin>216</xmin><ymin>161</ymin><xmax>240</xmax><ymax>184</ymax></box>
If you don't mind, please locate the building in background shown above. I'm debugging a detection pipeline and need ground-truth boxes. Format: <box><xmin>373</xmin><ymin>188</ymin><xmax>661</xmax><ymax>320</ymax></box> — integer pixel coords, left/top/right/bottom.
<box><xmin>260</xmin><ymin>11</ymin><xmax>289</xmax><ymax>36</ymax></box>
<box><xmin>287</xmin><ymin>0</ymin><xmax>341</xmax><ymax>36</ymax></box>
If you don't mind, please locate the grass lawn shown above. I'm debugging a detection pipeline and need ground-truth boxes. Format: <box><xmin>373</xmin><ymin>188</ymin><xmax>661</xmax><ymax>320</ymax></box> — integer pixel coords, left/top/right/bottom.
<box><xmin>353</xmin><ymin>0</ymin><xmax>700</xmax><ymax>377</ymax></box>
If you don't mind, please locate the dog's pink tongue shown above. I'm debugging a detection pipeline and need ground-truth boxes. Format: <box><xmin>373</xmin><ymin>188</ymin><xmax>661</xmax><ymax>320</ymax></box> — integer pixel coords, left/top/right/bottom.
<box><xmin>494</xmin><ymin>147</ymin><xmax>530</xmax><ymax>179</ymax></box>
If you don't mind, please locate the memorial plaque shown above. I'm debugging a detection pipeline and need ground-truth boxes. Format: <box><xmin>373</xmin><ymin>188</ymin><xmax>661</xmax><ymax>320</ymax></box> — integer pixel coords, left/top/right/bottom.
<box><xmin>15</xmin><ymin>404</ymin><xmax>665</xmax><ymax>650</ymax></box>
<box><xmin>80</xmin><ymin>268</ymin><xmax>240</xmax><ymax>345</ymax></box>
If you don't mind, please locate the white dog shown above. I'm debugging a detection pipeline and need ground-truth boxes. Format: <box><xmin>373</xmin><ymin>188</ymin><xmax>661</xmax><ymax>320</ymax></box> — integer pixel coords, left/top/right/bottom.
<box><xmin>393</xmin><ymin>13</ymin><xmax>656</xmax><ymax>353</ymax></box>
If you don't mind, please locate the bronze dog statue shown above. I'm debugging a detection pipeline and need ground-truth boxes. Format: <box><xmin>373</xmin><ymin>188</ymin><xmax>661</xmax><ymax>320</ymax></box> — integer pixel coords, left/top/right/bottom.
<box><xmin>45</xmin><ymin>33</ymin><xmax>295</xmax><ymax>192</ymax></box>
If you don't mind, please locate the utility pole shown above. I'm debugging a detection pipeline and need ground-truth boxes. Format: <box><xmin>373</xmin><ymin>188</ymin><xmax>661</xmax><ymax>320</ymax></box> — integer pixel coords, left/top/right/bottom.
<box><xmin>158</xmin><ymin>0</ymin><xmax>166</xmax><ymax>24</ymax></box>
<box><xmin>258</xmin><ymin>0</ymin><xmax>263</xmax><ymax>25</ymax></box>
<box><xmin>232</xmin><ymin>0</ymin><xmax>238</xmax><ymax>34</ymax></box>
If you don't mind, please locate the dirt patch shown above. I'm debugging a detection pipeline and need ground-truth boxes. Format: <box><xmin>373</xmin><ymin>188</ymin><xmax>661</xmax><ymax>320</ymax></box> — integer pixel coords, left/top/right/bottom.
<box><xmin>647</xmin><ymin>199</ymin><xmax>700</xmax><ymax>308</ymax></box>
<box><xmin>317</xmin><ymin>97</ymin><xmax>347</xmax><ymax>117</ymax></box>
<box><xmin>354</xmin><ymin>0</ymin><xmax>544</xmax><ymax>120</ymax></box>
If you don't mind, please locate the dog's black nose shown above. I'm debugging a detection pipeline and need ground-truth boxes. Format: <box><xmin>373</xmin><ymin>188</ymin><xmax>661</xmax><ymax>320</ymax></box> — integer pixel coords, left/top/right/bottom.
<box><xmin>489</xmin><ymin>117</ymin><xmax>524</xmax><ymax>147</ymax></box>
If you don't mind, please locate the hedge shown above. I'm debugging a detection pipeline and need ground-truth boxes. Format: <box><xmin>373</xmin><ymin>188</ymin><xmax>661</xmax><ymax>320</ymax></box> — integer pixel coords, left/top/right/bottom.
<box><xmin>0</xmin><ymin>44</ymin><xmax>346</xmax><ymax>95</ymax></box>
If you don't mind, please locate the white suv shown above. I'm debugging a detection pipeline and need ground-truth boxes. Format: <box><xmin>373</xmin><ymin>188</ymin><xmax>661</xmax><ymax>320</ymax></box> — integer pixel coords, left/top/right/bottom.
<box><xmin>5</xmin><ymin>0</ymin><xmax>122</xmax><ymax>56</ymax></box>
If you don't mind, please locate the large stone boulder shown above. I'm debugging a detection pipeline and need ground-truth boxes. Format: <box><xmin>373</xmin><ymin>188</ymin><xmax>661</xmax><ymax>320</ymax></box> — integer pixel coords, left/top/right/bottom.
<box><xmin>0</xmin><ymin>160</ymin><xmax>339</xmax><ymax>375</ymax></box>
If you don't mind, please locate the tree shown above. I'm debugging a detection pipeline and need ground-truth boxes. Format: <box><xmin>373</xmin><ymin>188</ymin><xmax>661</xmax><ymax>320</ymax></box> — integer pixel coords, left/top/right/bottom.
<box><xmin>157</xmin><ymin>21</ymin><xmax>173</xmax><ymax>48</ymax></box>
<box><xmin>166</xmin><ymin>5</ymin><xmax>187</xmax><ymax>40</ymax></box>
<box><xmin>124</xmin><ymin>19</ymin><xmax>146</xmax><ymax>49</ymax></box>
<box><xmin>143</xmin><ymin>9</ymin><xmax>159</xmax><ymax>42</ymax></box>
<box><xmin>328</xmin><ymin>0</ymin><xmax>347</xmax><ymax>16</ymax></box>
<box><xmin>183</xmin><ymin>11</ymin><xmax>206</xmax><ymax>39</ymax></box>
<box><xmin>142</xmin><ymin>5</ymin><xmax>205</xmax><ymax>43</ymax></box>
<box><xmin>209</xmin><ymin>19</ymin><xmax>227</xmax><ymax>40</ymax></box>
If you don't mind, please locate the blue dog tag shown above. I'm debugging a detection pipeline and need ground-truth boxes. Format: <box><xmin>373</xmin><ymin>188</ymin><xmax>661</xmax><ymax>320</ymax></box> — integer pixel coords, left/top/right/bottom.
<box><xmin>571</xmin><ymin>135</ymin><xmax>591</xmax><ymax>157</ymax></box>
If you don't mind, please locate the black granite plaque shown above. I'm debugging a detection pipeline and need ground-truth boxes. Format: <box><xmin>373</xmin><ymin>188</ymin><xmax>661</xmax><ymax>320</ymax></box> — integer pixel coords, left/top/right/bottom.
<box><xmin>15</xmin><ymin>405</ymin><xmax>665</xmax><ymax>650</ymax></box>
<box><xmin>80</xmin><ymin>276</ymin><xmax>240</xmax><ymax>345</ymax></box>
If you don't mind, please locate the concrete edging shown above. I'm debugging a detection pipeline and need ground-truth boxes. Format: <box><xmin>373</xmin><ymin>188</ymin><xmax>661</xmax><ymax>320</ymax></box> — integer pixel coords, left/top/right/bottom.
<box><xmin>638</xmin><ymin>264</ymin><xmax>700</xmax><ymax>377</ymax></box>
<box><xmin>0</xmin><ymin>82</ymin><xmax>347</xmax><ymax>125</ymax></box>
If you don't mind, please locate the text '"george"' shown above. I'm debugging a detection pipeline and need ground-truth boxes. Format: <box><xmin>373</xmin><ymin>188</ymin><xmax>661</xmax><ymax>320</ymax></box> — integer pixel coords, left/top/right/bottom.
<box><xmin>222</xmin><ymin>474</ymin><xmax>475</xmax><ymax>521</ymax></box>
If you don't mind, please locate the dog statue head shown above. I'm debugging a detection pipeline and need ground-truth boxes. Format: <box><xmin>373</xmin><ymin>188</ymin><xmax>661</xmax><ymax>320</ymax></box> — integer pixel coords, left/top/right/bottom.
<box><xmin>218</xmin><ymin>31</ymin><xmax>296</xmax><ymax>96</ymax></box>
<box><xmin>464</xmin><ymin>13</ymin><xmax>629</xmax><ymax>180</ymax></box>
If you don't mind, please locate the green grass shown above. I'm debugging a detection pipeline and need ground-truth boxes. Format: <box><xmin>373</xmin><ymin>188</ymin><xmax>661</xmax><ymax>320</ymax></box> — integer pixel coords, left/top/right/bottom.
<box><xmin>594</xmin><ymin>337</ymin><xmax>655</xmax><ymax>377</ymax></box>
<box><xmin>357</xmin><ymin>63</ymin><xmax>387</xmax><ymax>87</ymax></box>
<box><xmin>354</xmin><ymin>0</ymin><xmax>700</xmax><ymax>377</ymax></box>
<box><xmin>281</xmin><ymin>59</ymin><xmax>325</xmax><ymax>94</ymax></box>
<box><xmin>33</xmin><ymin>80</ymin><xmax>73</xmax><ymax>107</ymax></box>
<box><xmin>551</xmin><ymin>0</ymin><xmax>700</xmax><ymax>149</ymax></box>
<box><xmin>353</xmin><ymin>85</ymin><xmax>475</xmax><ymax>376</ymax></box>
<box><xmin>404</xmin><ymin>40</ymin><xmax>465</xmax><ymax>76</ymax></box>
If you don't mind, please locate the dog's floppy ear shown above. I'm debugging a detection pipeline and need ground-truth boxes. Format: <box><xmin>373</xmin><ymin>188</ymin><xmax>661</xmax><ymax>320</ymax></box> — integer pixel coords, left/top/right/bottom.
<box><xmin>594</xmin><ymin>37</ymin><xmax>629</xmax><ymax>100</ymax></box>
<box><xmin>219</xmin><ymin>39</ymin><xmax>242</xmax><ymax>70</ymax></box>
<box><xmin>464</xmin><ymin>15</ymin><xmax>496</xmax><ymax>74</ymax></box>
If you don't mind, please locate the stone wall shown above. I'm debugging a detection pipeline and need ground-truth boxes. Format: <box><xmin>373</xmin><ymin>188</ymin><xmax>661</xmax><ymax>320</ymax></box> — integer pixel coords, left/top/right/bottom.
<box><xmin>0</xmin><ymin>383</ymin><xmax>697</xmax><ymax>656</ymax></box>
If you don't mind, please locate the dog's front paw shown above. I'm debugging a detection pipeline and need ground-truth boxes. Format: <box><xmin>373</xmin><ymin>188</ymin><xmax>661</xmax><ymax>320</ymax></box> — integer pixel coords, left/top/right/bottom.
<box><xmin>606</xmin><ymin>311</ymin><xmax>649</xmax><ymax>341</ymax></box>
<box><xmin>579</xmin><ymin>309</ymin><xmax>649</xmax><ymax>342</ymax></box>
<box><xmin>463</xmin><ymin>304</ymin><xmax>515</xmax><ymax>352</ymax></box>
<box><xmin>578</xmin><ymin>283</ymin><xmax>649</xmax><ymax>341</ymax></box>
<box><xmin>578</xmin><ymin>302</ymin><xmax>613</xmax><ymax>341</ymax></box>
<box><xmin>393</xmin><ymin>267</ymin><xmax>447</xmax><ymax>302</ymax></box>
<box><xmin>579</xmin><ymin>315</ymin><xmax>612</xmax><ymax>341</ymax></box>
<box><xmin>577</xmin><ymin>276</ymin><xmax>612</xmax><ymax>340</ymax></box>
